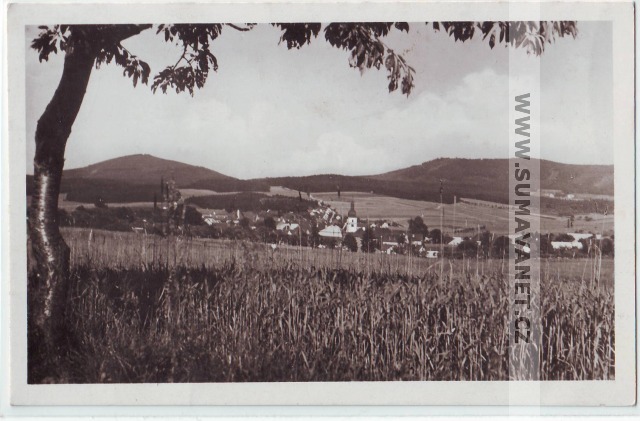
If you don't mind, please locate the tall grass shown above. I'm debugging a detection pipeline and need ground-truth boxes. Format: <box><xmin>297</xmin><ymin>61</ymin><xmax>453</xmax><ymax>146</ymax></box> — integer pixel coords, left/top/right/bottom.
<box><xmin>57</xmin><ymin>228</ymin><xmax>614</xmax><ymax>280</ymax></box>
<box><xmin>27</xmin><ymin>228</ymin><xmax>614</xmax><ymax>383</ymax></box>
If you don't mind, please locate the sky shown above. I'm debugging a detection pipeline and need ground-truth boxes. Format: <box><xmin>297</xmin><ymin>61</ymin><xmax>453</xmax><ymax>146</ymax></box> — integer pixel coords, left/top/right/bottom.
<box><xmin>25</xmin><ymin>22</ymin><xmax>612</xmax><ymax>179</ymax></box>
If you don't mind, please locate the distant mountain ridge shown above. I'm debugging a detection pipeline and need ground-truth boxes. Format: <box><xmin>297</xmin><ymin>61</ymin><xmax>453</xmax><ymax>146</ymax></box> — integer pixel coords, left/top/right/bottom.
<box><xmin>26</xmin><ymin>154</ymin><xmax>267</xmax><ymax>203</ymax></box>
<box><xmin>372</xmin><ymin>158</ymin><xmax>613</xmax><ymax>196</ymax></box>
<box><xmin>26</xmin><ymin>154</ymin><xmax>613</xmax><ymax>204</ymax></box>
<box><xmin>259</xmin><ymin>157</ymin><xmax>613</xmax><ymax>205</ymax></box>
<box><xmin>63</xmin><ymin>154</ymin><xmax>234</xmax><ymax>185</ymax></box>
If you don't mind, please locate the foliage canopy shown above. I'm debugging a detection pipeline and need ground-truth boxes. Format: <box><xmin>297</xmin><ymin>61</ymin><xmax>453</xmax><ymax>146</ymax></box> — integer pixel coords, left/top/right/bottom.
<box><xmin>32</xmin><ymin>21</ymin><xmax>578</xmax><ymax>98</ymax></box>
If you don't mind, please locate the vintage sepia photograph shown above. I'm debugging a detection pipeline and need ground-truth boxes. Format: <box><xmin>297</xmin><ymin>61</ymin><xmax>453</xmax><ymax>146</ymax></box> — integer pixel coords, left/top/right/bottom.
<box><xmin>3</xmin><ymin>0</ymin><xmax>636</xmax><ymax>409</ymax></box>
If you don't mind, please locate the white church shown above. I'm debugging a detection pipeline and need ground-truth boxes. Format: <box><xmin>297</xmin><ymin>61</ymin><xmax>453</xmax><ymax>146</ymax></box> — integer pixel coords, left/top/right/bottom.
<box><xmin>318</xmin><ymin>200</ymin><xmax>361</xmax><ymax>240</ymax></box>
<box><xmin>344</xmin><ymin>201</ymin><xmax>359</xmax><ymax>233</ymax></box>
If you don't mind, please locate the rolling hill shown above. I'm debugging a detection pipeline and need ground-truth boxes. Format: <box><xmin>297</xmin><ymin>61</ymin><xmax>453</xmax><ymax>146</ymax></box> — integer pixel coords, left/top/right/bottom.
<box><xmin>63</xmin><ymin>154</ymin><xmax>232</xmax><ymax>185</ymax></box>
<box><xmin>373</xmin><ymin>158</ymin><xmax>613</xmax><ymax>196</ymax></box>
<box><xmin>26</xmin><ymin>155</ymin><xmax>614</xmax><ymax>207</ymax></box>
<box><xmin>379</xmin><ymin>158</ymin><xmax>614</xmax><ymax>216</ymax></box>
<box><xmin>259</xmin><ymin>158</ymin><xmax>613</xmax><ymax>205</ymax></box>
<box><xmin>26</xmin><ymin>154</ymin><xmax>268</xmax><ymax>203</ymax></box>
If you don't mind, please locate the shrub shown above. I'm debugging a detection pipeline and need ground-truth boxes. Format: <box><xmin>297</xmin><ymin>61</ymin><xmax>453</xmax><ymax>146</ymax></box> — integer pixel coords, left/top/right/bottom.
<box><xmin>343</xmin><ymin>233</ymin><xmax>358</xmax><ymax>252</ymax></box>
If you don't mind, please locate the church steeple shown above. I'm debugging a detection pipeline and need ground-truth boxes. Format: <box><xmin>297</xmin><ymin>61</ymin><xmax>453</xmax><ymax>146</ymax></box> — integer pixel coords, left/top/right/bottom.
<box><xmin>348</xmin><ymin>200</ymin><xmax>357</xmax><ymax>218</ymax></box>
<box><xmin>345</xmin><ymin>201</ymin><xmax>358</xmax><ymax>233</ymax></box>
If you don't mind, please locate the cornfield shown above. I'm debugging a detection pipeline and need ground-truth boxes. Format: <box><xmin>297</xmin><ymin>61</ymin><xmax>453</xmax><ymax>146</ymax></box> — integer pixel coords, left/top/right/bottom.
<box><xmin>28</xmin><ymin>228</ymin><xmax>614</xmax><ymax>383</ymax></box>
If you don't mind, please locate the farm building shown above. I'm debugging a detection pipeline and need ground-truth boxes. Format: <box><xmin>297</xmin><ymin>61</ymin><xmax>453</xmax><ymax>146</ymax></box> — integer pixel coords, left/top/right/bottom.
<box><xmin>323</xmin><ymin>208</ymin><xmax>335</xmax><ymax>222</ymax></box>
<box><xmin>568</xmin><ymin>233</ymin><xmax>595</xmax><ymax>241</ymax></box>
<box><xmin>551</xmin><ymin>241</ymin><xmax>583</xmax><ymax>250</ymax></box>
<box><xmin>403</xmin><ymin>233</ymin><xmax>425</xmax><ymax>246</ymax></box>
<box><xmin>381</xmin><ymin>242</ymin><xmax>398</xmax><ymax>254</ymax></box>
<box><xmin>202</xmin><ymin>215</ymin><xmax>223</xmax><ymax>225</ymax></box>
<box><xmin>319</xmin><ymin>225</ymin><xmax>342</xmax><ymax>238</ymax></box>
<box><xmin>276</xmin><ymin>222</ymin><xmax>299</xmax><ymax>232</ymax></box>
<box><xmin>448</xmin><ymin>237</ymin><xmax>463</xmax><ymax>247</ymax></box>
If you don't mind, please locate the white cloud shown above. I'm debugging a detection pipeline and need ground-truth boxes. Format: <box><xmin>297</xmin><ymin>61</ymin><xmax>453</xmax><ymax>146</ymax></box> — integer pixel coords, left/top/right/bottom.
<box><xmin>25</xmin><ymin>22</ymin><xmax>612</xmax><ymax>178</ymax></box>
<box><xmin>286</xmin><ymin>132</ymin><xmax>390</xmax><ymax>176</ymax></box>
<box><xmin>343</xmin><ymin>68</ymin><xmax>510</xmax><ymax>168</ymax></box>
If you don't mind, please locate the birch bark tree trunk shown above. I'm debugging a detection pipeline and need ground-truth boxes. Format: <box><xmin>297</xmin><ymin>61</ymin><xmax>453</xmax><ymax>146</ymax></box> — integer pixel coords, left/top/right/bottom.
<box><xmin>29</xmin><ymin>25</ymin><xmax>152</xmax><ymax>363</ymax></box>
<box><xmin>29</xmin><ymin>42</ymin><xmax>96</xmax><ymax>356</ymax></box>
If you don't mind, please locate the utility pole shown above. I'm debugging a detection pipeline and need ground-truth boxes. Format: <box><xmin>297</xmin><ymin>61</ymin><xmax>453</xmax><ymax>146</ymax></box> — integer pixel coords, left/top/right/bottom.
<box><xmin>440</xmin><ymin>180</ymin><xmax>444</xmax><ymax>247</ymax></box>
<box><xmin>298</xmin><ymin>216</ymin><xmax>302</xmax><ymax>261</ymax></box>
<box><xmin>453</xmin><ymin>195</ymin><xmax>457</xmax><ymax>235</ymax></box>
<box><xmin>439</xmin><ymin>179</ymin><xmax>444</xmax><ymax>276</ymax></box>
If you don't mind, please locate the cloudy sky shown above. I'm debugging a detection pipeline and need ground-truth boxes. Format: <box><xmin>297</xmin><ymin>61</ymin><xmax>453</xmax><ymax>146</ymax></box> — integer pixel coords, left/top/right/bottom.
<box><xmin>25</xmin><ymin>22</ymin><xmax>612</xmax><ymax>179</ymax></box>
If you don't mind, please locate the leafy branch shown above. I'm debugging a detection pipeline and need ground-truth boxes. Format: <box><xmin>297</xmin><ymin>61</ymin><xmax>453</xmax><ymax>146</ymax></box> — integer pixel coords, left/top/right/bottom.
<box><xmin>33</xmin><ymin>24</ymin><xmax>153</xmax><ymax>87</ymax></box>
<box><xmin>431</xmin><ymin>21</ymin><xmax>578</xmax><ymax>55</ymax></box>
<box><xmin>323</xmin><ymin>23</ymin><xmax>415</xmax><ymax>96</ymax></box>
<box><xmin>151</xmin><ymin>24</ymin><xmax>226</xmax><ymax>95</ymax></box>
<box><xmin>32</xmin><ymin>21</ymin><xmax>578</xmax><ymax>98</ymax></box>
<box><xmin>95</xmin><ymin>42</ymin><xmax>151</xmax><ymax>87</ymax></box>
<box><xmin>31</xmin><ymin>25</ymin><xmax>71</xmax><ymax>62</ymax></box>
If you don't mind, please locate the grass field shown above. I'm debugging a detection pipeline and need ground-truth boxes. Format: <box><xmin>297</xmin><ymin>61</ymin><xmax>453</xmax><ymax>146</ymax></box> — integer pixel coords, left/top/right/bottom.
<box><xmin>58</xmin><ymin>228</ymin><xmax>614</xmax><ymax>282</ymax></box>
<box><xmin>49</xmin><ymin>186</ymin><xmax>614</xmax><ymax>235</ymax></box>
<box><xmin>28</xmin><ymin>228</ymin><xmax>614</xmax><ymax>383</ymax></box>
<box><xmin>313</xmin><ymin>191</ymin><xmax>614</xmax><ymax>235</ymax></box>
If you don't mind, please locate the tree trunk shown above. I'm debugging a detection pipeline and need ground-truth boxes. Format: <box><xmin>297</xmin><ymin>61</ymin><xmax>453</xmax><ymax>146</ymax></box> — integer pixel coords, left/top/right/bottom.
<box><xmin>29</xmin><ymin>43</ymin><xmax>96</xmax><ymax>358</ymax></box>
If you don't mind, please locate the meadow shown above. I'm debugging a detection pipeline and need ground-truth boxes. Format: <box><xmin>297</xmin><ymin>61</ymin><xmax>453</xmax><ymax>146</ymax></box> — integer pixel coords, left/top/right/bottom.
<box><xmin>28</xmin><ymin>228</ymin><xmax>615</xmax><ymax>383</ymax></box>
<box><xmin>312</xmin><ymin>192</ymin><xmax>614</xmax><ymax>235</ymax></box>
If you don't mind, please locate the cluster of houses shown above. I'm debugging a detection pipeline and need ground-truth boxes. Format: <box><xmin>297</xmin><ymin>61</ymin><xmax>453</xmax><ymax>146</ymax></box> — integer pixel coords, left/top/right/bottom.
<box><xmin>199</xmin><ymin>199</ymin><xmax>408</xmax><ymax>250</ymax></box>
<box><xmin>202</xmin><ymin>209</ymin><xmax>253</xmax><ymax>227</ymax></box>
<box><xmin>200</xmin><ymin>210</ymin><xmax>302</xmax><ymax>240</ymax></box>
<box><xmin>547</xmin><ymin>232</ymin><xmax>605</xmax><ymax>250</ymax></box>
<box><xmin>200</xmin><ymin>207</ymin><xmax>314</xmax><ymax>238</ymax></box>
<box><xmin>195</xmin><ymin>197</ymin><xmax>611</xmax><ymax>257</ymax></box>
<box><xmin>312</xmin><ymin>201</ymin><xmax>443</xmax><ymax>257</ymax></box>
<box><xmin>311</xmin><ymin>201</ymin><xmax>613</xmax><ymax>256</ymax></box>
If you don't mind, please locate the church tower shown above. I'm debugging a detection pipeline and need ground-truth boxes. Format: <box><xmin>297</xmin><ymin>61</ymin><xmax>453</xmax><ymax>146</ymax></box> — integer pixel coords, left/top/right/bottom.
<box><xmin>346</xmin><ymin>201</ymin><xmax>358</xmax><ymax>233</ymax></box>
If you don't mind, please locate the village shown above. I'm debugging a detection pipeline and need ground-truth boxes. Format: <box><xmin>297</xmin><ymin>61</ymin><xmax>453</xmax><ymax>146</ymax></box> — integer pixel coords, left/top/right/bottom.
<box><xmin>52</xmin><ymin>174</ymin><xmax>614</xmax><ymax>260</ymax></box>
<box><xmin>171</xmin><ymin>176</ymin><xmax>614</xmax><ymax>259</ymax></box>
<box><xmin>206</xmin><ymin>199</ymin><xmax>612</xmax><ymax>257</ymax></box>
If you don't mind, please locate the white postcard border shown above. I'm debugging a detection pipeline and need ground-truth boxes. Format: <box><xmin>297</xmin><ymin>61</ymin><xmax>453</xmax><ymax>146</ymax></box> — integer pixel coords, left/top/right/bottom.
<box><xmin>2</xmin><ymin>0</ymin><xmax>636</xmax><ymax>410</ymax></box>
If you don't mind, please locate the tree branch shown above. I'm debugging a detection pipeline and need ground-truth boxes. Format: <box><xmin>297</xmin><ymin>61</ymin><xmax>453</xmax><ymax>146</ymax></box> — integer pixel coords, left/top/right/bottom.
<box><xmin>225</xmin><ymin>23</ymin><xmax>253</xmax><ymax>32</ymax></box>
<box><xmin>172</xmin><ymin>45</ymin><xmax>189</xmax><ymax>69</ymax></box>
<box><xmin>96</xmin><ymin>24</ymin><xmax>153</xmax><ymax>46</ymax></box>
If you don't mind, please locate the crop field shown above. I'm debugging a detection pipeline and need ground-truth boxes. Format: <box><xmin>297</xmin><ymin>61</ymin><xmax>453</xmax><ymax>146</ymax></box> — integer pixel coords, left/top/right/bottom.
<box><xmin>313</xmin><ymin>191</ymin><xmax>614</xmax><ymax>235</ymax></box>
<box><xmin>28</xmin><ymin>228</ymin><xmax>614</xmax><ymax>383</ymax></box>
<box><xmin>49</xmin><ymin>186</ymin><xmax>614</xmax><ymax>235</ymax></box>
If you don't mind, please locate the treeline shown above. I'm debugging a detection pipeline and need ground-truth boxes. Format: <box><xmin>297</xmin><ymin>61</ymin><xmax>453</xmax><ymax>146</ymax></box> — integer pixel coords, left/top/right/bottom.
<box><xmin>26</xmin><ymin>172</ymin><xmax>614</xmax><ymax>216</ymax></box>
<box><xmin>540</xmin><ymin>197</ymin><xmax>614</xmax><ymax>216</ymax></box>
<box><xmin>25</xmin><ymin>176</ymin><xmax>270</xmax><ymax>204</ymax></box>
<box><xmin>259</xmin><ymin>175</ymin><xmax>509</xmax><ymax>204</ymax></box>
<box><xmin>186</xmin><ymin>193</ymin><xmax>318</xmax><ymax>213</ymax></box>
<box><xmin>43</xmin><ymin>205</ymin><xmax>202</xmax><ymax>234</ymax></box>
<box><xmin>186</xmin><ymin>178</ymin><xmax>270</xmax><ymax>193</ymax></box>
<box><xmin>43</xmin><ymin>206</ymin><xmax>157</xmax><ymax>232</ymax></box>
<box><xmin>452</xmin><ymin>232</ymin><xmax>614</xmax><ymax>259</ymax></box>
<box><xmin>26</xmin><ymin>194</ymin><xmax>319</xmax><ymax>236</ymax></box>
<box><xmin>25</xmin><ymin>176</ymin><xmax>160</xmax><ymax>203</ymax></box>
<box><xmin>263</xmin><ymin>175</ymin><xmax>613</xmax><ymax>215</ymax></box>
<box><xmin>42</xmin><ymin>203</ymin><xmax>317</xmax><ymax>245</ymax></box>
<box><xmin>65</xmin><ymin>180</ymin><xmax>158</xmax><ymax>203</ymax></box>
